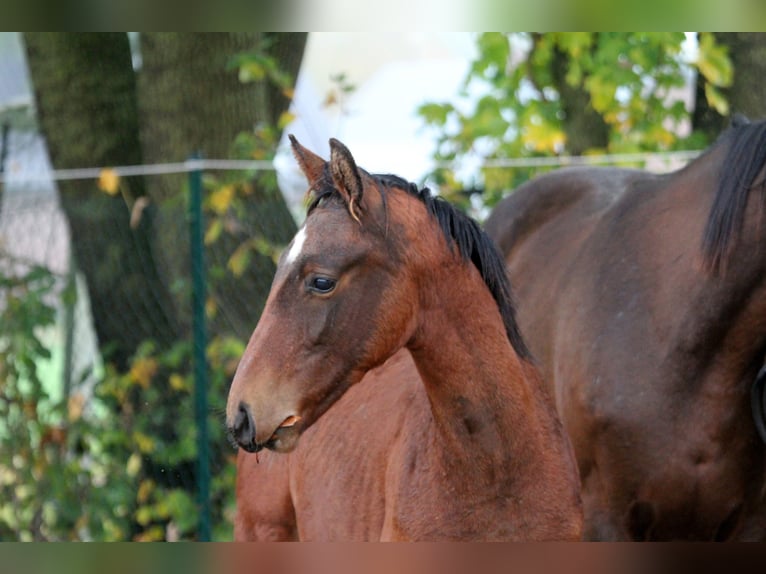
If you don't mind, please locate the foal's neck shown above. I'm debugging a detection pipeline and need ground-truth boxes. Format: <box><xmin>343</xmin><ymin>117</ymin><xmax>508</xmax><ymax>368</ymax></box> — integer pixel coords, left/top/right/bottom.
<box><xmin>407</xmin><ymin>259</ymin><xmax>548</xmax><ymax>475</ymax></box>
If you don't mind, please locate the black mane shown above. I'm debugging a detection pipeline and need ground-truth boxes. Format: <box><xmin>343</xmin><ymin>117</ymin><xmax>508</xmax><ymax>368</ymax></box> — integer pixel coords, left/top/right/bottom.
<box><xmin>319</xmin><ymin>170</ymin><xmax>532</xmax><ymax>360</ymax></box>
<box><xmin>702</xmin><ymin>117</ymin><xmax>766</xmax><ymax>273</ymax></box>
<box><xmin>306</xmin><ymin>167</ymin><xmax>531</xmax><ymax>359</ymax></box>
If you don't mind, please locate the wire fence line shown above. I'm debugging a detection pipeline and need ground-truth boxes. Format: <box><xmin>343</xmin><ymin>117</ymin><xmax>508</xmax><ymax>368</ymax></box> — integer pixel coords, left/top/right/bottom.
<box><xmin>475</xmin><ymin>149</ymin><xmax>701</xmax><ymax>169</ymax></box>
<box><xmin>0</xmin><ymin>159</ymin><xmax>275</xmax><ymax>183</ymax></box>
<box><xmin>0</xmin><ymin>148</ymin><xmax>703</xmax><ymax>184</ymax></box>
<box><xmin>0</xmin><ymin>152</ymin><xmax>294</xmax><ymax>540</ymax></box>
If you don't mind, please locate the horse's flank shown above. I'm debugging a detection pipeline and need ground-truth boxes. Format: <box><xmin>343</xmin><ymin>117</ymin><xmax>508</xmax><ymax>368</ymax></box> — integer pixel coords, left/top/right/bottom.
<box><xmin>485</xmin><ymin>118</ymin><xmax>766</xmax><ymax>540</ymax></box>
<box><xmin>228</xmin><ymin>138</ymin><xmax>582</xmax><ymax>541</ymax></box>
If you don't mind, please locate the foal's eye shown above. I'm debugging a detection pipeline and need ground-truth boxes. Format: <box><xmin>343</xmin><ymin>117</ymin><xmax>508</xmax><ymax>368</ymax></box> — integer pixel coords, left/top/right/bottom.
<box><xmin>308</xmin><ymin>276</ymin><xmax>337</xmax><ymax>294</ymax></box>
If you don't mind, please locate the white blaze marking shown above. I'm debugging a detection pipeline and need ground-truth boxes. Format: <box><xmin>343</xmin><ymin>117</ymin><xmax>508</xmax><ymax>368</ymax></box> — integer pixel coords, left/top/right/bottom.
<box><xmin>285</xmin><ymin>226</ymin><xmax>307</xmax><ymax>265</ymax></box>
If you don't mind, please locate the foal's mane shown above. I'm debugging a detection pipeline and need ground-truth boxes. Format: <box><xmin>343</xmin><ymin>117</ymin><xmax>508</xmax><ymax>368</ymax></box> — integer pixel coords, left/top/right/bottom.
<box><xmin>702</xmin><ymin>116</ymin><xmax>766</xmax><ymax>273</ymax></box>
<box><xmin>307</xmin><ymin>170</ymin><xmax>531</xmax><ymax>360</ymax></box>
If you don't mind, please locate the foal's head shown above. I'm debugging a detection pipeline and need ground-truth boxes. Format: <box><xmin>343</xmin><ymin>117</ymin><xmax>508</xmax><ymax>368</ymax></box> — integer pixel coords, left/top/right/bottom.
<box><xmin>226</xmin><ymin>137</ymin><xmax>523</xmax><ymax>453</ymax></box>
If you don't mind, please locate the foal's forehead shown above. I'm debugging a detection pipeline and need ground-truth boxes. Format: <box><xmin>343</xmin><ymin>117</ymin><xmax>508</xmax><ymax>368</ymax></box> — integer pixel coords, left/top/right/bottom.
<box><xmin>284</xmin><ymin>225</ymin><xmax>308</xmax><ymax>266</ymax></box>
<box><xmin>281</xmin><ymin>207</ymin><xmax>361</xmax><ymax>268</ymax></box>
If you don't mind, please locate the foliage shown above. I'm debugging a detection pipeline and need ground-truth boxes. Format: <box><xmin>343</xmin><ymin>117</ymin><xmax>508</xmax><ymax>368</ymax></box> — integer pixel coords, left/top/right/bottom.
<box><xmin>201</xmin><ymin>49</ymin><xmax>300</xmax><ymax>289</ymax></box>
<box><xmin>418</xmin><ymin>32</ymin><xmax>733</xmax><ymax>211</ymax></box>
<box><xmin>227</xmin><ymin>36</ymin><xmax>298</xmax><ymax>133</ymax></box>
<box><xmin>0</xmin><ymin>261</ymin><xmax>61</xmax><ymax>540</ymax></box>
<box><xmin>203</xmin><ymin>166</ymin><xmax>284</xmax><ymax>284</ymax></box>
<box><xmin>0</xmin><ymin>37</ymin><xmax>300</xmax><ymax>541</ymax></box>
<box><xmin>93</xmin><ymin>337</ymin><xmax>241</xmax><ymax>542</ymax></box>
<box><xmin>323</xmin><ymin>72</ymin><xmax>357</xmax><ymax>117</ymax></box>
<box><xmin>0</xmin><ymin>259</ymin><xmax>240</xmax><ymax>540</ymax></box>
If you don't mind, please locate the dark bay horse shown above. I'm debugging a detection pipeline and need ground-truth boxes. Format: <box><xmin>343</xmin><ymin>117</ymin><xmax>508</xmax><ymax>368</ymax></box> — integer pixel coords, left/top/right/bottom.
<box><xmin>225</xmin><ymin>137</ymin><xmax>582</xmax><ymax>541</ymax></box>
<box><xmin>484</xmin><ymin>116</ymin><xmax>766</xmax><ymax>540</ymax></box>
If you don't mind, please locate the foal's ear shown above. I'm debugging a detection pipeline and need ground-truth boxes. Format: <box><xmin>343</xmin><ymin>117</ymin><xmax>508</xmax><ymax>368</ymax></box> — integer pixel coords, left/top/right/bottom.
<box><xmin>289</xmin><ymin>135</ymin><xmax>326</xmax><ymax>189</ymax></box>
<box><xmin>329</xmin><ymin>138</ymin><xmax>364</xmax><ymax>211</ymax></box>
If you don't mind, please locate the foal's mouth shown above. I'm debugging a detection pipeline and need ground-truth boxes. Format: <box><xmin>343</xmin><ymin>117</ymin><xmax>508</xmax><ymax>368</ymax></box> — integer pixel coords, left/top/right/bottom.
<box><xmin>235</xmin><ymin>414</ymin><xmax>303</xmax><ymax>454</ymax></box>
<box><xmin>278</xmin><ymin>414</ymin><xmax>302</xmax><ymax>429</ymax></box>
<box><xmin>263</xmin><ymin>415</ymin><xmax>303</xmax><ymax>453</ymax></box>
<box><xmin>227</xmin><ymin>409</ymin><xmax>304</xmax><ymax>454</ymax></box>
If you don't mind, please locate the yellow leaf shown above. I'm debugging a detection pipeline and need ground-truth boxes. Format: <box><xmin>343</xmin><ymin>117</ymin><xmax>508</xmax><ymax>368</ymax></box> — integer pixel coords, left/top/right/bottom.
<box><xmin>102</xmin><ymin>519</ymin><xmax>125</xmax><ymax>542</ymax></box>
<box><xmin>584</xmin><ymin>75</ymin><xmax>617</xmax><ymax>114</ymax></box>
<box><xmin>204</xmin><ymin>219</ymin><xmax>223</xmax><ymax>245</ymax></box>
<box><xmin>522</xmin><ymin>120</ymin><xmax>566</xmax><ymax>153</ymax></box>
<box><xmin>205</xmin><ymin>296</ymin><xmax>218</xmax><ymax>319</ymax></box>
<box><xmin>169</xmin><ymin>373</ymin><xmax>188</xmax><ymax>392</ymax></box>
<box><xmin>239</xmin><ymin>62</ymin><xmax>266</xmax><ymax>82</ymax></box>
<box><xmin>98</xmin><ymin>169</ymin><xmax>120</xmax><ymax>195</ymax></box>
<box><xmin>705</xmin><ymin>83</ymin><xmax>729</xmax><ymax>116</ymax></box>
<box><xmin>137</xmin><ymin>479</ymin><xmax>155</xmax><ymax>504</ymax></box>
<box><xmin>647</xmin><ymin>125</ymin><xmax>676</xmax><ymax>149</ymax></box>
<box><xmin>67</xmin><ymin>392</ymin><xmax>85</xmax><ymax>422</ymax></box>
<box><xmin>697</xmin><ymin>32</ymin><xmax>733</xmax><ymax>88</ymax></box>
<box><xmin>132</xmin><ymin>431</ymin><xmax>156</xmax><ymax>454</ymax></box>
<box><xmin>127</xmin><ymin>453</ymin><xmax>142</xmax><ymax>477</ymax></box>
<box><xmin>228</xmin><ymin>243</ymin><xmax>251</xmax><ymax>277</ymax></box>
<box><xmin>209</xmin><ymin>185</ymin><xmax>235</xmax><ymax>215</ymax></box>
<box><xmin>135</xmin><ymin>507</ymin><xmax>154</xmax><ymax>527</ymax></box>
<box><xmin>75</xmin><ymin>513</ymin><xmax>90</xmax><ymax>535</ymax></box>
<box><xmin>129</xmin><ymin>357</ymin><xmax>158</xmax><ymax>389</ymax></box>
<box><xmin>134</xmin><ymin>525</ymin><xmax>165</xmax><ymax>542</ymax></box>
<box><xmin>278</xmin><ymin>111</ymin><xmax>296</xmax><ymax>130</ymax></box>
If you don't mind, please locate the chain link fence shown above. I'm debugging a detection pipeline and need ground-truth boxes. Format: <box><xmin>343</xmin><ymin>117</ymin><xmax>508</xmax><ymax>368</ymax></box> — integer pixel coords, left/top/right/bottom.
<box><xmin>0</xmin><ymin>123</ymin><xmax>301</xmax><ymax>541</ymax></box>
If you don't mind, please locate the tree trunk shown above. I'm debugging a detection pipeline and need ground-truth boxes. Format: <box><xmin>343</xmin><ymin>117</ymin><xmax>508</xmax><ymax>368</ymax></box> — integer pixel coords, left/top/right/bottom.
<box><xmin>693</xmin><ymin>33</ymin><xmax>766</xmax><ymax>139</ymax></box>
<box><xmin>136</xmin><ymin>33</ymin><xmax>305</xmax><ymax>339</ymax></box>
<box><xmin>545</xmin><ymin>35</ymin><xmax>610</xmax><ymax>155</ymax></box>
<box><xmin>23</xmin><ymin>33</ymin><xmax>179</xmax><ymax>370</ymax></box>
<box><xmin>23</xmin><ymin>32</ymin><xmax>308</xmax><ymax>539</ymax></box>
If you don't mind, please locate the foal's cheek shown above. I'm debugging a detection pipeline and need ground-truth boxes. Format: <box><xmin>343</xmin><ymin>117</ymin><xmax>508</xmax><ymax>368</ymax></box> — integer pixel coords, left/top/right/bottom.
<box><xmin>304</xmin><ymin>301</ymin><xmax>337</xmax><ymax>347</ymax></box>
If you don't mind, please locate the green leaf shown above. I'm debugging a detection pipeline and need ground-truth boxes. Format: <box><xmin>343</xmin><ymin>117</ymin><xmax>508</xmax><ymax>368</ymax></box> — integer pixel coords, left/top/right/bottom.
<box><xmin>418</xmin><ymin>33</ymin><xmax>700</xmax><ymax>210</ymax></box>
<box><xmin>473</xmin><ymin>96</ymin><xmax>508</xmax><ymax>138</ymax></box>
<box><xmin>555</xmin><ymin>33</ymin><xmax>593</xmax><ymax>60</ymax></box>
<box><xmin>165</xmin><ymin>489</ymin><xmax>198</xmax><ymax>533</ymax></box>
<box><xmin>565</xmin><ymin>59</ymin><xmax>583</xmax><ymax>87</ymax></box>
<box><xmin>584</xmin><ymin>73</ymin><xmax>618</xmax><ymax>113</ymax></box>
<box><xmin>697</xmin><ymin>32</ymin><xmax>733</xmax><ymax>88</ymax></box>
<box><xmin>238</xmin><ymin>61</ymin><xmax>266</xmax><ymax>83</ymax></box>
<box><xmin>477</xmin><ymin>33</ymin><xmax>510</xmax><ymax>71</ymax></box>
<box><xmin>418</xmin><ymin>103</ymin><xmax>453</xmax><ymax>126</ymax></box>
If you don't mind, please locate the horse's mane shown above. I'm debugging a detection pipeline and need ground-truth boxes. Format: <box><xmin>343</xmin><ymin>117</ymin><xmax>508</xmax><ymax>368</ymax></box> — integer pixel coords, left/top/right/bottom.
<box><xmin>307</xmin><ymin>171</ymin><xmax>531</xmax><ymax>360</ymax></box>
<box><xmin>702</xmin><ymin>116</ymin><xmax>766</xmax><ymax>273</ymax></box>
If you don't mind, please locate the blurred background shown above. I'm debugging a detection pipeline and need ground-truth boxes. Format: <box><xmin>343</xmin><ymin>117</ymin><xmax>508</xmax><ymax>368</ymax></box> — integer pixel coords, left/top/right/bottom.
<box><xmin>0</xmin><ymin>32</ymin><xmax>762</xmax><ymax>541</ymax></box>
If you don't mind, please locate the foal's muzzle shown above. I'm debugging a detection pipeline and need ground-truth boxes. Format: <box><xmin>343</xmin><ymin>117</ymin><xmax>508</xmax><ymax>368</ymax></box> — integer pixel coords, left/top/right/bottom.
<box><xmin>229</xmin><ymin>402</ymin><xmax>262</xmax><ymax>453</ymax></box>
<box><xmin>228</xmin><ymin>402</ymin><xmax>303</xmax><ymax>453</ymax></box>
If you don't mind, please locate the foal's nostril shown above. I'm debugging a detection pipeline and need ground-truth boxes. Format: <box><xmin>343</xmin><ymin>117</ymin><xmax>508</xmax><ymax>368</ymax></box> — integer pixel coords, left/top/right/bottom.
<box><xmin>230</xmin><ymin>402</ymin><xmax>258</xmax><ymax>452</ymax></box>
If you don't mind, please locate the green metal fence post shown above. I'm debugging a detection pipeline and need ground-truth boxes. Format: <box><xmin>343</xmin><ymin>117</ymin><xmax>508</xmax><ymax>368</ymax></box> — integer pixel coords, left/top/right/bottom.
<box><xmin>62</xmin><ymin>253</ymin><xmax>77</xmax><ymax>403</ymax></box>
<box><xmin>188</xmin><ymin>155</ymin><xmax>212</xmax><ymax>541</ymax></box>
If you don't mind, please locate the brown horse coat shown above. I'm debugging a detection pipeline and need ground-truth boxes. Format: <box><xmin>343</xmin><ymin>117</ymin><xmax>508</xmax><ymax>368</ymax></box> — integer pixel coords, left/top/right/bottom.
<box><xmin>227</xmin><ymin>138</ymin><xmax>582</xmax><ymax>541</ymax></box>
<box><xmin>485</xmin><ymin>119</ymin><xmax>766</xmax><ymax>540</ymax></box>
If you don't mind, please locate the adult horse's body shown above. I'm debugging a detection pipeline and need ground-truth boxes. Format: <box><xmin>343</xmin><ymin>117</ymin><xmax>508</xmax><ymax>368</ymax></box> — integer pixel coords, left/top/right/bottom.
<box><xmin>225</xmin><ymin>137</ymin><xmax>582</xmax><ymax>541</ymax></box>
<box><xmin>484</xmin><ymin>118</ymin><xmax>766</xmax><ymax>540</ymax></box>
